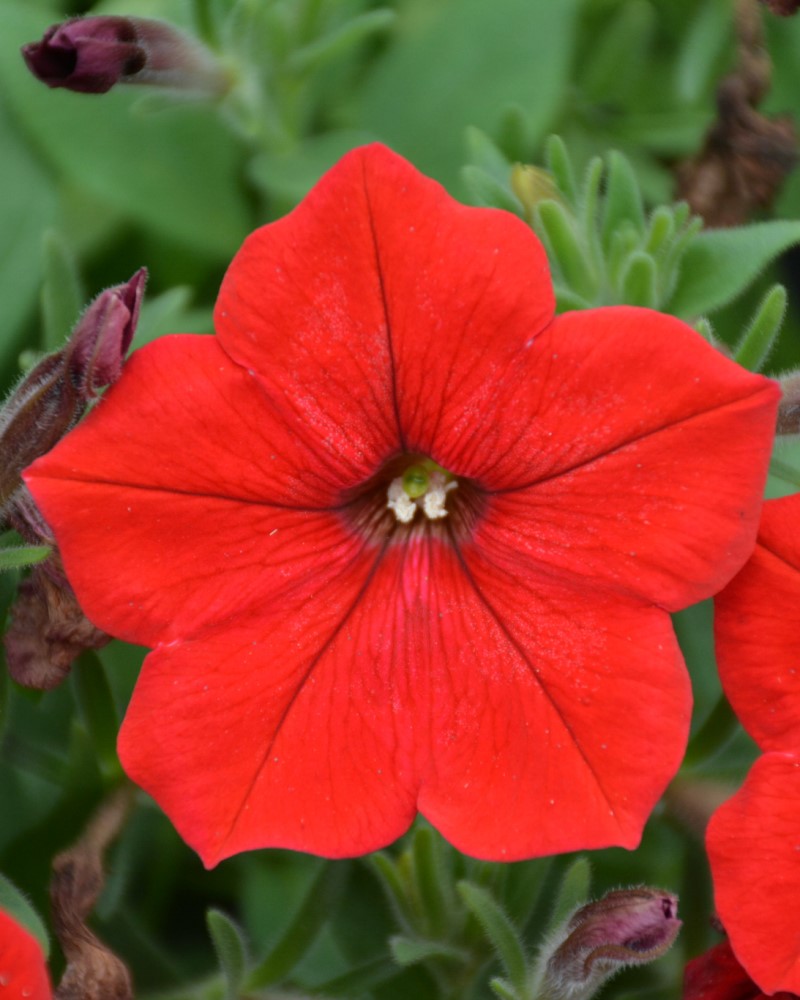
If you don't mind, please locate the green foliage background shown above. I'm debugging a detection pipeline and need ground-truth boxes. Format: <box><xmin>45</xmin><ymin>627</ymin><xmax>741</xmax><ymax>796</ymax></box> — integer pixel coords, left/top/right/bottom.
<box><xmin>2</xmin><ymin>0</ymin><xmax>800</xmax><ymax>997</ymax></box>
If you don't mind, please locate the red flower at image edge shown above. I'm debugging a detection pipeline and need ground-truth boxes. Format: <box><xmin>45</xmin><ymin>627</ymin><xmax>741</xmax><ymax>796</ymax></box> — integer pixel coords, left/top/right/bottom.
<box><xmin>0</xmin><ymin>909</ymin><xmax>52</xmax><ymax>1000</ymax></box>
<box><xmin>25</xmin><ymin>145</ymin><xmax>779</xmax><ymax>866</ymax></box>
<box><xmin>706</xmin><ymin>754</ymin><xmax>800</xmax><ymax>996</ymax></box>
<box><xmin>684</xmin><ymin>939</ymin><xmax>798</xmax><ymax>1000</ymax></box>
<box><xmin>710</xmin><ymin>498</ymin><xmax>800</xmax><ymax>996</ymax></box>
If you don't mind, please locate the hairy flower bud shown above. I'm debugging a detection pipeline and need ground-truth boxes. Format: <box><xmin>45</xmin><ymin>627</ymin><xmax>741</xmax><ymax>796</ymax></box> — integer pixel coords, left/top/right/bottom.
<box><xmin>21</xmin><ymin>17</ymin><xmax>228</xmax><ymax>96</ymax></box>
<box><xmin>0</xmin><ymin>268</ymin><xmax>145</xmax><ymax>517</ymax></box>
<box><xmin>538</xmin><ymin>888</ymin><xmax>681</xmax><ymax>1000</ymax></box>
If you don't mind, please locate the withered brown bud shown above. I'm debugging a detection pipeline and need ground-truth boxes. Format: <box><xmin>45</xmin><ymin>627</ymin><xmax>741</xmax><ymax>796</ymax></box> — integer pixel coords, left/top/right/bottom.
<box><xmin>776</xmin><ymin>370</ymin><xmax>800</xmax><ymax>434</ymax></box>
<box><xmin>22</xmin><ymin>17</ymin><xmax>229</xmax><ymax>96</ymax></box>
<box><xmin>759</xmin><ymin>0</ymin><xmax>800</xmax><ymax>15</ymax></box>
<box><xmin>4</xmin><ymin>552</ymin><xmax>109</xmax><ymax>690</ymax></box>
<box><xmin>539</xmin><ymin>888</ymin><xmax>681</xmax><ymax>1000</ymax></box>
<box><xmin>51</xmin><ymin>789</ymin><xmax>134</xmax><ymax>1000</ymax></box>
<box><xmin>676</xmin><ymin>0</ymin><xmax>798</xmax><ymax>226</ymax></box>
<box><xmin>0</xmin><ymin>269</ymin><xmax>145</xmax><ymax>517</ymax></box>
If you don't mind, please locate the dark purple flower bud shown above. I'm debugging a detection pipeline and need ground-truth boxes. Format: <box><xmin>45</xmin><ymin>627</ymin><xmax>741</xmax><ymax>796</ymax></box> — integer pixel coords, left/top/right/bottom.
<box><xmin>21</xmin><ymin>16</ymin><xmax>228</xmax><ymax>96</ymax></box>
<box><xmin>539</xmin><ymin>888</ymin><xmax>682</xmax><ymax>1000</ymax></box>
<box><xmin>0</xmin><ymin>269</ymin><xmax>145</xmax><ymax>514</ymax></box>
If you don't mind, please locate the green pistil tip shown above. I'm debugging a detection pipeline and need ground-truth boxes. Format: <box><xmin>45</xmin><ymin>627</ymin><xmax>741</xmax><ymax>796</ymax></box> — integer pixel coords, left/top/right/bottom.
<box><xmin>402</xmin><ymin>465</ymin><xmax>429</xmax><ymax>499</ymax></box>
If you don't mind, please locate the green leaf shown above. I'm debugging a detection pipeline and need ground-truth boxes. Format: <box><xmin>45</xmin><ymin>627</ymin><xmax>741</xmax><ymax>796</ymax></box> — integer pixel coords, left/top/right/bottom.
<box><xmin>389</xmin><ymin>935</ymin><xmax>469</xmax><ymax>966</ymax></box>
<box><xmin>410</xmin><ymin>826</ymin><xmax>454</xmax><ymax>940</ymax></box>
<box><xmin>207</xmin><ymin>908</ymin><xmax>249</xmax><ymax>1000</ymax></box>
<box><xmin>288</xmin><ymin>9</ymin><xmax>396</xmax><ymax>74</ymax></box>
<box><xmin>601</xmin><ymin>150</ymin><xmax>646</xmax><ymax>251</ymax></box>
<box><xmin>545</xmin><ymin>135</ymin><xmax>577</xmax><ymax>206</ymax></box>
<box><xmin>0</xmin><ymin>2</ymin><xmax>249</xmax><ymax>258</ymax></box>
<box><xmin>0</xmin><ymin>872</ymin><xmax>50</xmax><ymax>956</ymax></box>
<box><xmin>621</xmin><ymin>251</ymin><xmax>658</xmax><ymax>308</ymax></box>
<box><xmin>547</xmin><ymin>856</ymin><xmax>592</xmax><ymax>930</ymax></box>
<box><xmin>734</xmin><ymin>284</ymin><xmax>787</xmax><ymax>372</ymax></box>
<box><xmin>0</xmin><ymin>545</ymin><xmax>52</xmax><ymax>571</ymax></box>
<box><xmin>580</xmin><ymin>0</ymin><xmax>656</xmax><ymax>103</ymax></box>
<box><xmin>247</xmin><ymin>859</ymin><xmax>350</xmax><ymax>987</ymax></box>
<box><xmin>40</xmin><ymin>230</ymin><xmax>84</xmax><ymax>353</ymax></box>
<box><xmin>536</xmin><ymin>200</ymin><xmax>598</xmax><ymax>302</ymax></box>
<box><xmin>249</xmin><ymin>130</ymin><xmax>378</xmax><ymax>205</ymax></box>
<box><xmin>490</xmin><ymin>977</ymin><xmax>521</xmax><ymax>1000</ymax></box>
<box><xmin>674</xmin><ymin>0</ymin><xmax>732</xmax><ymax>104</ymax></box>
<box><xmin>71</xmin><ymin>651</ymin><xmax>121</xmax><ymax>783</ymax></box>
<box><xmin>357</xmin><ymin>0</ymin><xmax>580</xmax><ymax>183</ymax></box>
<box><xmin>0</xmin><ymin>103</ymin><xmax>57</xmax><ymax>377</ymax></box>
<box><xmin>667</xmin><ymin>221</ymin><xmax>800</xmax><ymax>318</ymax></box>
<box><xmin>457</xmin><ymin>881</ymin><xmax>528</xmax><ymax>997</ymax></box>
<box><xmin>461</xmin><ymin>165</ymin><xmax>521</xmax><ymax>213</ymax></box>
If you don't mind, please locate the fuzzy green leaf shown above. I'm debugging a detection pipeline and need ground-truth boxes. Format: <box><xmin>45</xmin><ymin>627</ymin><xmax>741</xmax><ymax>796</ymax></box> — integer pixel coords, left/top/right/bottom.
<box><xmin>207</xmin><ymin>908</ymin><xmax>249</xmax><ymax>1000</ymax></box>
<box><xmin>601</xmin><ymin>150</ymin><xmax>646</xmax><ymax>250</ymax></box>
<box><xmin>734</xmin><ymin>284</ymin><xmax>787</xmax><ymax>372</ymax></box>
<box><xmin>0</xmin><ymin>545</ymin><xmax>51</xmax><ymax>571</ymax></box>
<box><xmin>458</xmin><ymin>881</ymin><xmax>528</xmax><ymax>996</ymax></box>
<box><xmin>40</xmin><ymin>230</ymin><xmax>83</xmax><ymax>354</ymax></box>
<box><xmin>548</xmin><ymin>857</ymin><xmax>592</xmax><ymax>931</ymax></box>
<box><xmin>390</xmin><ymin>935</ymin><xmax>469</xmax><ymax>966</ymax></box>
<box><xmin>667</xmin><ymin>221</ymin><xmax>800</xmax><ymax>318</ymax></box>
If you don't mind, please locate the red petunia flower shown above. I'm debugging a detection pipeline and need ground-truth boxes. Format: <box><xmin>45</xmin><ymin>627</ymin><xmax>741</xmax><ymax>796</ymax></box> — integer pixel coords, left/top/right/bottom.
<box><xmin>25</xmin><ymin>145</ymin><xmax>779</xmax><ymax>866</ymax></box>
<box><xmin>715</xmin><ymin>493</ymin><xmax>800</xmax><ymax>751</ymax></box>
<box><xmin>710</xmin><ymin>504</ymin><xmax>800</xmax><ymax>996</ymax></box>
<box><xmin>0</xmin><ymin>909</ymin><xmax>52</xmax><ymax>1000</ymax></box>
<box><xmin>684</xmin><ymin>938</ymin><xmax>798</xmax><ymax>1000</ymax></box>
<box><xmin>706</xmin><ymin>753</ymin><xmax>800</xmax><ymax>996</ymax></box>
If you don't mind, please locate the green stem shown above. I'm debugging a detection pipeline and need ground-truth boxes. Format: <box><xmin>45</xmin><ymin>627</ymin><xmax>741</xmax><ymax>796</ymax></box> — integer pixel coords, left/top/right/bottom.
<box><xmin>683</xmin><ymin>694</ymin><xmax>739</xmax><ymax>769</ymax></box>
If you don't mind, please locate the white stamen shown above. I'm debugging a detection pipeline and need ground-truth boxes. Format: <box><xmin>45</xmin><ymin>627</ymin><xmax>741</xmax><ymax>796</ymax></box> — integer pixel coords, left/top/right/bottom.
<box><xmin>421</xmin><ymin>471</ymin><xmax>458</xmax><ymax>519</ymax></box>
<box><xmin>387</xmin><ymin>477</ymin><xmax>417</xmax><ymax>523</ymax></box>
<box><xmin>387</xmin><ymin>470</ymin><xmax>458</xmax><ymax>523</ymax></box>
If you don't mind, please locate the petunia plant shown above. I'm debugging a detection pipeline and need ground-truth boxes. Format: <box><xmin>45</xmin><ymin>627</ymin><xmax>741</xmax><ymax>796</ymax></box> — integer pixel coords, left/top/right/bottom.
<box><xmin>4</xmin><ymin>2</ymin><xmax>800</xmax><ymax>999</ymax></box>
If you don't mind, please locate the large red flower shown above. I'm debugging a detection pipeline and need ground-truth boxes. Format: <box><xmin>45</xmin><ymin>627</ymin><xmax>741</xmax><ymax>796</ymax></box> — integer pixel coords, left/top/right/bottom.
<box><xmin>684</xmin><ymin>939</ymin><xmax>798</xmax><ymax>1000</ymax></box>
<box><xmin>25</xmin><ymin>145</ymin><xmax>779</xmax><ymax>867</ymax></box>
<box><xmin>709</xmin><ymin>497</ymin><xmax>800</xmax><ymax>995</ymax></box>
<box><xmin>706</xmin><ymin>753</ymin><xmax>800</xmax><ymax>996</ymax></box>
<box><xmin>0</xmin><ymin>909</ymin><xmax>52</xmax><ymax>1000</ymax></box>
<box><xmin>715</xmin><ymin>493</ymin><xmax>800</xmax><ymax>750</ymax></box>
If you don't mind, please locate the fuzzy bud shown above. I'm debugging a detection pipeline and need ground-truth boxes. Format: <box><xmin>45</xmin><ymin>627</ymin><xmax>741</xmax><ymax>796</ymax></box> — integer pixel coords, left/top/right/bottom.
<box><xmin>0</xmin><ymin>269</ymin><xmax>145</xmax><ymax>516</ymax></box>
<box><xmin>22</xmin><ymin>17</ymin><xmax>228</xmax><ymax>96</ymax></box>
<box><xmin>538</xmin><ymin>888</ymin><xmax>681</xmax><ymax>1000</ymax></box>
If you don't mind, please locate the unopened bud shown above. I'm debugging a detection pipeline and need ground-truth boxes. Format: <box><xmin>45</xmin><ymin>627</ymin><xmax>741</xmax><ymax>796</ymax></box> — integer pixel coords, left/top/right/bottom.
<box><xmin>511</xmin><ymin>163</ymin><xmax>561</xmax><ymax>219</ymax></box>
<box><xmin>0</xmin><ymin>269</ymin><xmax>145</xmax><ymax>515</ymax></box>
<box><xmin>777</xmin><ymin>370</ymin><xmax>800</xmax><ymax>435</ymax></box>
<box><xmin>538</xmin><ymin>888</ymin><xmax>681</xmax><ymax>1000</ymax></box>
<box><xmin>22</xmin><ymin>17</ymin><xmax>228</xmax><ymax>96</ymax></box>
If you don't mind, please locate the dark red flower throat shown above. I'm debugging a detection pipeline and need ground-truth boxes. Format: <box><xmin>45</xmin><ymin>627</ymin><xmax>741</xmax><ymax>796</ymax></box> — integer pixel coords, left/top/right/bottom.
<box><xmin>342</xmin><ymin>452</ymin><xmax>486</xmax><ymax>545</ymax></box>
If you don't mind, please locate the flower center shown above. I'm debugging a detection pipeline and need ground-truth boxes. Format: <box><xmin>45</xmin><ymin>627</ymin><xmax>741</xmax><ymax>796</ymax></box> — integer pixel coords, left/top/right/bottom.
<box><xmin>386</xmin><ymin>459</ymin><xmax>458</xmax><ymax>524</ymax></box>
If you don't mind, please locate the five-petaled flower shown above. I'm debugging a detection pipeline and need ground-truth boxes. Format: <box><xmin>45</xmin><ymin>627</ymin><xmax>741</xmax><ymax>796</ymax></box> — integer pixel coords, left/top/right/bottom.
<box><xmin>684</xmin><ymin>939</ymin><xmax>798</xmax><ymax>1000</ymax></box>
<box><xmin>25</xmin><ymin>145</ymin><xmax>779</xmax><ymax>867</ymax></box>
<box><xmin>709</xmin><ymin>493</ymin><xmax>800</xmax><ymax>996</ymax></box>
<box><xmin>0</xmin><ymin>908</ymin><xmax>52</xmax><ymax>1000</ymax></box>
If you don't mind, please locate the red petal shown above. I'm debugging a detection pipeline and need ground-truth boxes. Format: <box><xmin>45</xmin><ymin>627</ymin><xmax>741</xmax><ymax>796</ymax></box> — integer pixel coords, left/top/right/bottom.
<box><xmin>0</xmin><ymin>910</ymin><xmax>51</xmax><ymax>1000</ymax></box>
<box><xmin>707</xmin><ymin>753</ymin><xmax>800</xmax><ymax>995</ymax></box>
<box><xmin>683</xmin><ymin>940</ymin><xmax>786</xmax><ymax>1000</ymax></box>
<box><xmin>460</xmin><ymin>310</ymin><xmax>778</xmax><ymax>610</ymax></box>
<box><xmin>119</xmin><ymin>534</ymin><xmax>689</xmax><ymax>866</ymax></box>
<box><xmin>433</xmin><ymin>534</ymin><xmax>691</xmax><ymax>857</ymax></box>
<box><xmin>215</xmin><ymin>143</ymin><xmax>554</xmax><ymax>457</ymax></box>
<box><xmin>25</xmin><ymin>335</ymin><xmax>374</xmax><ymax>646</ymax></box>
<box><xmin>715</xmin><ymin>494</ymin><xmax>800</xmax><ymax>750</ymax></box>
